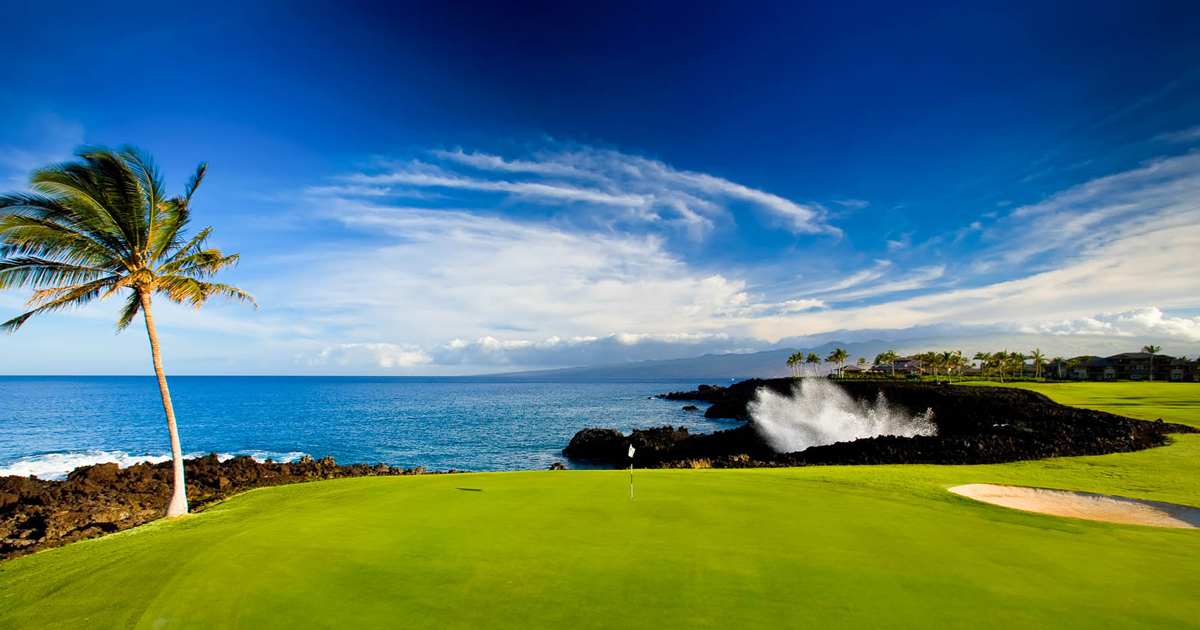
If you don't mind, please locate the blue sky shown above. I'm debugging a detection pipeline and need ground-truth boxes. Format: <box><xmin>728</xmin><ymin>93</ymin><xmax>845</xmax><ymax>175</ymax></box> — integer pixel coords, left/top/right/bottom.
<box><xmin>2</xmin><ymin>0</ymin><xmax>1200</xmax><ymax>374</ymax></box>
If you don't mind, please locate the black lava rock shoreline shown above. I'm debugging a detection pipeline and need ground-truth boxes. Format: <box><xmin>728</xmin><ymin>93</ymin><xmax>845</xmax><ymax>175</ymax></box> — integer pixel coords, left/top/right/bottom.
<box><xmin>0</xmin><ymin>454</ymin><xmax>459</xmax><ymax>561</ymax></box>
<box><xmin>565</xmin><ymin>379</ymin><xmax>1195</xmax><ymax>469</ymax></box>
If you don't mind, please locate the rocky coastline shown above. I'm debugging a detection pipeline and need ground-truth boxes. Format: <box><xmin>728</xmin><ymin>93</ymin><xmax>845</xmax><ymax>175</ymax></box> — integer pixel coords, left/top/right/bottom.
<box><xmin>0</xmin><ymin>454</ymin><xmax>457</xmax><ymax>561</ymax></box>
<box><xmin>565</xmin><ymin>379</ymin><xmax>1195</xmax><ymax>468</ymax></box>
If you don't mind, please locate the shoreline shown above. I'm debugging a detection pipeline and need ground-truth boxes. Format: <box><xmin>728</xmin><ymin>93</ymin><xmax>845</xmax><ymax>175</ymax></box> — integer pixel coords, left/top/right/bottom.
<box><xmin>0</xmin><ymin>453</ymin><xmax>463</xmax><ymax>561</ymax></box>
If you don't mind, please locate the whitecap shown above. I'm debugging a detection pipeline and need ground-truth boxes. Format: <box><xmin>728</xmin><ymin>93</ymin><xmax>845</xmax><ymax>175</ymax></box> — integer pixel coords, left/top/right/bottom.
<box><xmin>0</xmin><ymin>449</ymin><xmax>310</xmax><ymax>480</ymax></box>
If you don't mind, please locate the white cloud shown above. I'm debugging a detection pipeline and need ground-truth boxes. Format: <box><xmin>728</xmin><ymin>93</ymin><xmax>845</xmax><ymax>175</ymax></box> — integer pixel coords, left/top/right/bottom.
<box><xmin>1018</xmin><ymin>308</ymin><xmax>1200</xmax><ymax>342</ymax></box>
<box><xmin>272</xmin><ymin>199</ymin><xmax>757</xmax><ymax>351</ymax></box>
<box><xmin>340</xmin><ymin>144</ymin><xmax>841</xmax><ymax>237</ymax></box>
<box><xmin>309</xmin><ymin>343</ymin><xmax>433</xmax><ymax>368</ymax></box>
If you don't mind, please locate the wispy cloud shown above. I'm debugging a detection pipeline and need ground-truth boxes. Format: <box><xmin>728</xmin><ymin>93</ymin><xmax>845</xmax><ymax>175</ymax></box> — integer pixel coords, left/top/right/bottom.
<box><xmin>339</xmin><ymin>143</ymin><xmax>842</xmax><ymax>238</ymax></box>
<box><xmin>1153</xmin><ymin>125</ymin><xmax>1200</xmax><ymax>144</ymax></box>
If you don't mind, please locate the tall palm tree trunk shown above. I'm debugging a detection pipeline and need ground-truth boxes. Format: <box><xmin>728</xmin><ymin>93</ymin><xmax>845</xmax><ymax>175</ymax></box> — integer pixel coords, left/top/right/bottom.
<box><xmin>140</xmin><ymin>292</ymin><xmax>188</xmax><ymax>518</ymax></box>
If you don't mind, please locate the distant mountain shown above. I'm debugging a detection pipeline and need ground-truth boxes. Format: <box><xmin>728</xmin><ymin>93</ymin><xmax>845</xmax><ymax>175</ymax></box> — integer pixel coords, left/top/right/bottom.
<box><xmin>466</xmin><ymin>341</ymin><xmax>894</xmax><ymax>382</ymax></box>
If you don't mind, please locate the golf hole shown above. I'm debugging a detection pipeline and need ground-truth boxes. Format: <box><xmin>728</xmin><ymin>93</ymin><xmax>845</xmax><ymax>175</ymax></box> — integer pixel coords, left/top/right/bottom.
<box><xmin>949</xmin><ymin>484</ymin><xmax>1200</xmax><ymax>529</ymax></box>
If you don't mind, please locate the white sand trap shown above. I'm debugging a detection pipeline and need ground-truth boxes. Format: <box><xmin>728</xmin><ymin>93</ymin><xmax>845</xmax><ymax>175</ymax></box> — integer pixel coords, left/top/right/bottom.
<box><xmin>949</xmin><ymin>484</ymin><xmax>1200</xmax><ymax>529</ymax></box>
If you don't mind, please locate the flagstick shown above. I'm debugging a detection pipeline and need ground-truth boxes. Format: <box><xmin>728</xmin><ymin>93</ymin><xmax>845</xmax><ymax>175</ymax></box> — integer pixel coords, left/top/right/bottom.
<box><xmin>627</xmin><ymin>444</ymin><xmax>636</xmax><ymax>499</ymax></box>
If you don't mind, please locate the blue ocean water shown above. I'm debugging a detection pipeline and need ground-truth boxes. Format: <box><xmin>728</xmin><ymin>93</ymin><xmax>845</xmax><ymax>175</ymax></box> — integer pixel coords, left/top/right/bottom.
<box><xmin>0</xmin><ymin>377</ymin><xmax>730</xmax><ymax>479</ymax></box>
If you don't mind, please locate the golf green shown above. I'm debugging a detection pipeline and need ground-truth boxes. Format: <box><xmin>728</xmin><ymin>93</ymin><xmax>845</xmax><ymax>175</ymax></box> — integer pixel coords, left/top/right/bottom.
<box><xmin>2</xmin><ymin>383</ymin><xmax>1197</xmax><ymax>629</ymax></box>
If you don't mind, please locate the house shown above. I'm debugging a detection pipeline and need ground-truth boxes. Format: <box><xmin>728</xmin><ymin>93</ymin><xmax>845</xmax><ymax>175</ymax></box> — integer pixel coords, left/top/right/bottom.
<box><xmin>1170</xmin><ymin>358</ymin><xmax>1200</xmax><ymax>382</ymax></box>
<box><xmin>869</xmin><ymin>356</ymin><xmax>923</xmax><ymax>376</ymax></box>
<box><xmin>1072</xmin><ymin>356</ymin><xmax>1115</xmax><ymax>381</ymax></box>
<box><xmin>1070</xmin><ymin>351</ymin><xmax>1197</xmax><ymax>381</ymax></box>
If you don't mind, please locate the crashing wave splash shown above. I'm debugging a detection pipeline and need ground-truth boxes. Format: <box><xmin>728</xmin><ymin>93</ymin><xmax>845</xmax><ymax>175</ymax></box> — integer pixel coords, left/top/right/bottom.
<box><xmin>749</xmin><ymin>379</ymin><xmax>936</xmax><ymax>453</ymax></box>
<box><xmin>0</xmin><ymin>450</ymin><xmax>310</xmax><ymax>480</ymax></box>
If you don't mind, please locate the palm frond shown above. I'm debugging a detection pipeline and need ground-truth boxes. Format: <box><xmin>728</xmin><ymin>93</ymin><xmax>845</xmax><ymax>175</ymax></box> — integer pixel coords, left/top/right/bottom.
<box><xmin>149</xmin><ymin>163</ymin><xmax>204</xmax><ymax>263</ymax></box>
<box><xmin>0</xmin><ymin>257</ymin><xmax>110</xmax><ymax>290</ymax></box>
<box><xmin>0</xmin><ymin>192</ymin><xmax>128</xmax><ymax>261</ymax></box>
<box><xmin>159</xmin><ymin>247</ymin><xmax>239</xmax><ymax>278</ymax></box>
<box><xmin>114</xmin><ymin>290</ymin><xmax>142</xmax><ymax>331</ymax></box>
<box><xmin>155</xmin><ymin>275</ymin><xmax>256</xmax><ymax>309</ymax></box>
<box><xmin>2</xmin><ymin>277</ymin><xmax>119</xmax><ymax>333</ymax></box>
<box><xmin>119</xmin><ymin>146</ymin><xmax>165</xmax><ymax>255</ymax></box>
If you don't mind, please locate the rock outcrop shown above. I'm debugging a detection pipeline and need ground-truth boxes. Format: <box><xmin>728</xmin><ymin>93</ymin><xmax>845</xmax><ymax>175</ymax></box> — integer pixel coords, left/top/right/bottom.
<box><xmin>576</xmin><ymin>380</ymin><xmax>1195</xmax><ymax>468</ymax></box>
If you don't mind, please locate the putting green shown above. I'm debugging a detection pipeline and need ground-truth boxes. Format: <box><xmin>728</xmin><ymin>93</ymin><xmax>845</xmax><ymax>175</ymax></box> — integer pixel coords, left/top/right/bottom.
<box><xmin>1</xmin><ymin>383</ymin><xmax>1197</xmax><ymax>629</ymax></box>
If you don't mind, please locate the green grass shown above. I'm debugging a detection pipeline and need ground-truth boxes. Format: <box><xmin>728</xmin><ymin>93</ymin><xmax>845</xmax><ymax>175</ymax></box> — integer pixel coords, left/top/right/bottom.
<box><xmin>2</xmin><ymin>383</ymin><xmax>1198</xmax><ymax>629</ymax></box>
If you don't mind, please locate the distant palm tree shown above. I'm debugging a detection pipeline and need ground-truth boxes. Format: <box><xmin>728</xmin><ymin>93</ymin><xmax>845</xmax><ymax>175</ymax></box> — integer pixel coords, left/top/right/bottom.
<box><xmin>786</xmin><ymin>352</ymin><xmax>798</xmax><ymax>377</ymax></box>
<box><xmin>0</xmin><ymin>147</ymin><xmax>255</xmax><ymax>518</ymax></box>
<box><xmin>806</xmin><ymin>352</ymin><xmax>822</xmax><ymax>377</ymax></box>
<box><xmin>939</xmin><ymin>350</ymin><xmax>957</xmax><ymax>383</ymax></box>
<box><xmin>1009</xmin><ymin>351</ymin><xmax>1027</xmax><ymax>380</ymax></box>
<box><xmin>973</xmin><ymin>351</ymin><xmax>992</xmax><ymax>381</ymax></box>
<box><xmin>993</xmin><ymin>351</ymin><xmax>1008</xmax><ymax>383</ymax></box>
<box><xmin>1143</xmin><ymin>345</ymin><xmax>1162</xmax><ymax>381</ymax></box>
<box><xmin>1029</xmin><ymin>348</ymin><xmax>1045</xmax><ymax>379</ymax></box>
<box><xmin>880</xmin><ymin>350</ymin><xmax>899</xmax><ymax>378</ymax></box>
<box><xmin>857</xmin><ymin>357</ymin><xmax>867</xmax><ymax>371</ymax></box>
<box><xmin>1050</xmin><ymin>356</ymin><xmax>1065</xmax><ymax>379</ymax></box>
<box><xmin>826</xmin><ymin>347</ymin><xmax>849</xmax><ymax>377</ymax></box>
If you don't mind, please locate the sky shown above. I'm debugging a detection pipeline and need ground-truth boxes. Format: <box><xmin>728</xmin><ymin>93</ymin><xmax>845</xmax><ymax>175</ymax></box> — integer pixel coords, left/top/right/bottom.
<box><xmin>2</xmin><ymin>0</ymin><xmax>1200</xmax><ymax>375</ymax></box>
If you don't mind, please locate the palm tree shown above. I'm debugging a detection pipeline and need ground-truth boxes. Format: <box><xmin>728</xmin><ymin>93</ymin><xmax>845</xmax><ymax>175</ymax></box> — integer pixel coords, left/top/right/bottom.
<box><xmin>939</xmin><ymin>350</ymin><xmax>958</xmax><ymax>383</ymax></box>
<box><xmin>1143</xmin><ymin>345</ymin><xmax>1162</xmax><ymax>381</ymax></box>
<box><xmin>806</xmin><ymin>352</ymin><xmax>821</xmax><ymax>377</ymax></box>
<box><xmin>1009</xmin><ymin>351</ymin><xmax>1027</xmax><ymax>380</ymax></box>
<box><xmin>992</xmin><ymin>351</ymin><xmax>1008</xmax><ymax>383</ymax></box>
<box><xmin>857</xmin><ymin>357</ymin><xmax>867</xmax><ymax>373</ymax></box>
<box><xmin>0</xmin><ymin>146</ymin><xmax>254</xmax><ymax>518</ymax></box>
<box><xmin>826</xmin><ymin>347</ymin><xmax>849</xmax><ymax>377</ymax></box>
<box><xmin>1050</xmin><ymin>356</ymin><xmax>1065</xmax><ymax>379</ymax></box>
<box><xmin>973</xmin><ymin>351</ymin><xmax>992</xmax><ymax>381</ymax></box>
<box><xmin>786</xmin><ymin>352</ymin><xmax>799</xmax><ymax>377</ymax></box>
<box><xmin>881</xmin><ymin>350</ymin><xmax>899</xmax><ymax>378</ymax></box>
<box><xmin>1030</xmin><ymin>348</ymin><xmax>1045</xmax><ymax>379</ymax></box>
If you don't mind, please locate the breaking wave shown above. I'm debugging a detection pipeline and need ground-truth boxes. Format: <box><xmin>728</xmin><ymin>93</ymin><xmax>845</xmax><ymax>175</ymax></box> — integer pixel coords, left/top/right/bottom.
<box><xmin>0</xmin><ymin>450</ymin><xmax>309</xmax><ymax>480</ymax></box>
<box><xmin>749</xmin><ymin>379</ymin><xmax>936</xmax><ymax>453</ymax></box>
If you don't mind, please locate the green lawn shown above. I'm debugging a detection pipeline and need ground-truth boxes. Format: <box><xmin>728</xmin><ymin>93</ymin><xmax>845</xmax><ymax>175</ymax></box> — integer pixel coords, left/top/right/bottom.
<box><xmin>2</xmin><ymin>383</ymin><xmax>1198</xmax><ymax>629</ymax></box>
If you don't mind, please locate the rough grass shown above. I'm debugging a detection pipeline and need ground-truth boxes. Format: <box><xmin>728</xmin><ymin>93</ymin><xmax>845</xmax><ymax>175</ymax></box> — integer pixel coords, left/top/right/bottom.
<box><xmin>1</xmin><ymin>383</ymin><xmax>1197</xmax><ymax>629</ymax></box>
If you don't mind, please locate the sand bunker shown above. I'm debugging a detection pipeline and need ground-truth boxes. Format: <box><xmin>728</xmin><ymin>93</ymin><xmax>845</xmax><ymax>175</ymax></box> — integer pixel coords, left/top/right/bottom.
<box><xmin>949</xmin><ymin>484</ymin><xmax>1200</xmax><ymax>529</ymax></box>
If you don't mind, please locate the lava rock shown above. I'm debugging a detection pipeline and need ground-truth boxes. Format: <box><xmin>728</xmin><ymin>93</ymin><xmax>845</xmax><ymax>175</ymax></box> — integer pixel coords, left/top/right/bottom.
<box><xmin>0</xmin><ymin>453</ymin><xmax>462</xmax><ymax>562</ymax></box>
<box><xmin>566</xmin><ymin>380</ymin><xmax>1196</xmax><ymax>469</ymax></box>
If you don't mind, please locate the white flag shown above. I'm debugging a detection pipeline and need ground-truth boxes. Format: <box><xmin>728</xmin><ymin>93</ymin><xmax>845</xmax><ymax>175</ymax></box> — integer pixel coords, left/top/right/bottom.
<box><xmin>628</xmin><ymin>445</ymin><xmax>636</xmax><ymax>458</ymax></box>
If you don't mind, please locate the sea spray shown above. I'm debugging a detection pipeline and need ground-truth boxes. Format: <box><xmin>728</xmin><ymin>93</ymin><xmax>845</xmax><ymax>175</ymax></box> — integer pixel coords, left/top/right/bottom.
<box><xmin>0</xmin><ymin>450</ymin><xmax>309</xmax><ymax>480</ymax></box>
<box><xmin>749</xmin><ymin>379</ymin><xmax>936</xmax><ymax>453</ymax></box>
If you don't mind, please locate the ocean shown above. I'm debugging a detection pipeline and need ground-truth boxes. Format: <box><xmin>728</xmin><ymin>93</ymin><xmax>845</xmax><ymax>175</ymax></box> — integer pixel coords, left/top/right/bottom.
<box><xmin>0</xmin><ymin>376</ymin><xmax>729</xmax><ymax>479</ymax></box>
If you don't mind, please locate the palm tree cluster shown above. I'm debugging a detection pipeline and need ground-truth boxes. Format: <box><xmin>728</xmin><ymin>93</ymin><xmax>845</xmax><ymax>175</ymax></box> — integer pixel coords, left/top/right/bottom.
<box><xmin>784</xmin><ymin>347</ymin><xmax>852</xmax><ymax>377</ymax></box>
<box><xmin>910</xmin><ymin>350</ymin><xmax>968</xmax><ymax>383</ymax></box>
<box><xmin>874</xmin><ymin>350</ymin><xmax>899</xmax><ymax>376</ymax></box>
<box><xmin>969</xmin><ymin>350</ymin><xmax>1043</xmax><ymax>382</ymax></box>
<box><xmin>0</xmin><ymin>146</ymin><xmax>254</xmax><ymax>518</ymax></box>
<box><xmin>786</xmin><ymin>350</ymin><xmax>804</xmax><ymax>377</ymax></box>
<box><xmin>825</xmin><ymin>347</ymin><xmax>849</xmax><ymax>376</ymax></box>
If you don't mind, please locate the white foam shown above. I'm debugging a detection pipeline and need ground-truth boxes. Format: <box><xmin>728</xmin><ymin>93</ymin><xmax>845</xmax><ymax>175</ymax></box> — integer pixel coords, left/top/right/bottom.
<box><xmin>0</xmin><ymin>449</ymin><xmax>310</xmax><ymax>480</ymax></box>
<box><xmin>749</xmin><ymin>379</ymin><xmax>936</xmax><ymax>453</ymax></box>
